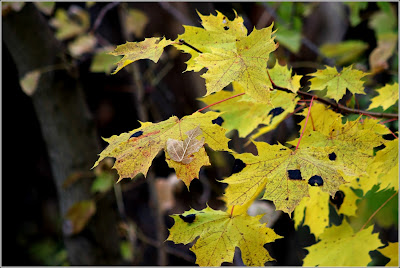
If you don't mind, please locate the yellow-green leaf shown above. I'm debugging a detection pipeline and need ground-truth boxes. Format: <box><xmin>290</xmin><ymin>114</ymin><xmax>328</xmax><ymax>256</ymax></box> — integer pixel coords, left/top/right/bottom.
<box><xmin>320</xmin><ymin>40</ymin><xmax>368</xmax><ymax>65</ymax></box>
<box><xmin>93</xmin><ymin>111</ymin><xmax>230</xmax><ymax>185</ymax></box>
<box><xmin>34</xmin><ymin>2</ymin><xmax>55</xmax><ymax>15</ymax></box>
<box><xmin>303</xmin><ymin>220</ymin><xmax>384</xmax><ymax>266</ymax></box>
<box><xmin>50</xmin><ymin>7</ymin><xmax>90</xmax><ymax>40</ymax></box>
<box><xmin>292</xmin><ymin>103</ymin><xmax>389</xmax><ymax>178</ymax></box>
<box><xmin>368</xmin><ymin>82</ymin><xmax>399</xmax><ymax>111</ymax></box>
<box><xmin>223</xmin><ymin>141</ymin><xmax>346</xmax><ymax>214</ymax></box>
<box><xmin>308</xmin><ymin>65</ymin><xmax>369</xmax><ymax>102</ymax></box>
<box><xmin>195</xmin><ymin>24</ymin><xmax>277</xmax><ymax>103</ymax></box>
<box><xmin>199</xmin><ymin>82</ymin><xmax>297</xmax><ymax>138</ymax></box>
<box><xmin>64</xmin><ymin>200</ymin><xmax>96</xmax><ymax>235</ymax></box>
<box><xmin>90</xmin><ymin>50</ymin><xmax>122</xmax><ymax>74</ymax></box>
<box><xmin>167</xmin><ymin>206</ymin><xmax>282</xmax><ymax>266</ymax></box>
<box><xmin>125</xmin><ymin>9</ymin><xmax>149</xmax><ymax>38</ymax></box>
<box><xmin>294</xmin><ymin>186</ymin><xmax>330</xmax><ymax>239</ymax></box>
<box><xmin>268</xmin><ymin>60</ymin><xmax>302</xmax><ymax>93</ymax></box>
<box><xmin>378</xmin><ymin>242</ymin><xmax>399</xmax><ymax>266</ymax></box>
<box><xmin>173</xmin><ymin>10</ymin><xmax>246</xmax><ymax>72</ymax></box>
<box><xmin>110</xmin><ymin>37</ymin><xmax>174</xmax><ymax>74</ymax></box>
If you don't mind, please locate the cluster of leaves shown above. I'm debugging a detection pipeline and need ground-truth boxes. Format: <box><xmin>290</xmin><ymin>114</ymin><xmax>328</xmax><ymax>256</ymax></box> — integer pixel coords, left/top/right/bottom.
<box><xmin>93</xmin><ymin>9</ymin><xmax>398</xmax><ymax>266</ymax></box>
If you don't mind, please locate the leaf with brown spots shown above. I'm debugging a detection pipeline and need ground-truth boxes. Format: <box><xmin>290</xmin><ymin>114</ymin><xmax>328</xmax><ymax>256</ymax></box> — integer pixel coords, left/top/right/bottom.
<box><xmin>167</xmin><ymin>206</ymin><xmax>282</xmax><ymax>266</ymax></box>
<box><xmin>93</xmin><ymin>112</ymin><xmax>230</xmax><ymax>186</ymax></box>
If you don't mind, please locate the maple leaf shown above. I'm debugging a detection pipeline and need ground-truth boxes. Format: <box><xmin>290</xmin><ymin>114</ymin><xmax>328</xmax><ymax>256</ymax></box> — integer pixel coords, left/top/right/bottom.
<box><xmin>292</xmin><ymin>103</ymin><xmax>389</xmax><ymax>178</ymax></box>
<box><xmin>199</xmin><ymin>82</ymin><xmax>298</xmax><ymax>138</ymax></box>
<box><xmin>368</xmin><ymin>82</ymin><xmax>399</xmax><ymax>110</ymax></box>
<box><xmin>302</xmin><ymin>220</ymin><xmax>384</xmax><ymax>266</ymax></box>
<box><xmin>166</xmin><ymin>126</ymin><xmax>205</xmax><ymax>164</ymax></box>
<box><xmin>294</xmin><ymin>180</ymin><xmax>361</xmax><ymax>239</ymax></box>
<box><xmin>364</xmin><ymin>139</ymin><xmax>398</xmax><ymax>192</ymax></box>
<box><xmin>223</xmin><ymin>141</ymin><xmax>347</xmax><ymax>214</ymax></box>
<box><xmin>378</xmin><ymin>242</ymin><xmax>399</xmax><ymax>266</ymax></box>
<box><xmin>308</xmin><ymin>65</ymin><xmax>369</xmax><ymax>102</ymax></box>
<box><xmin>294</xmin><ymin>187</ymin><xmax>330</xmax><ymax>239</ymax></box>
<box><xmin>93</xmin><ymin>111</ymin><xmax>230</xmax><ymax>185</ymax></box>
<box><xmin>173</xmin><ymin>10</ymin><xmax>247</xmax><ymax>72</ymax></box>
<box><xmin>109</xmin><ymin>37</ymin><xmax>174</xmax><ymax>74</ymax></box>
<box><xmin>268</xmin><ymin>60</ymin><xmax>302</xmax><ymax>93</ymax></box>
<box><xmin>167</xmin><ymin>206</ymin><xmax>282</xmax><ymax>266</ymax></box>
<box><xmin>194</xmin><ymin>24</ymin><xmax>278</xmax><ymax>103</ymax></box>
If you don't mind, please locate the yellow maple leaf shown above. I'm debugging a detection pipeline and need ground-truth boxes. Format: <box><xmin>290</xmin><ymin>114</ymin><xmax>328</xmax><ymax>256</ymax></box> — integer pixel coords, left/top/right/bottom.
<box><xmin>223</xmin><ymin>141</ymin><xmax>346</xmax><ymax>214</ymax></box>
<box><xmin>199</xmin><ymin>82</ymin><xmax>298</xmax><ymax>138</ymax></box>
<box><xmin>365</xmin><ymin>139</ymin><xmax>398</xmax><ymax>192</ymax></box>
<box><xmin>293</xmin><ymin>103</ymin><xmax>389</xmax><ymax>178</ymax></box>
<box><xmin>294</xmin><ymin>187</ymin><xmax>330</xmax><ymax>239</ymax></box>
<box><xmin>378</xmin><ymin>242</ymin><xmax>399</xmax><ymax>266</ymax></box>
<box><xmin>303</xmin><ymin>220</ymin><xmax>384</xmax><ymax>266</ymax></box>
<box><xmin>195</xmin><ymin>24</ymin><xmax>277</xmax><ymax>103</ymax></box>
<box><xmin>268</xmin><ymin>60</ymin><xmax>302</xmax><ymax>93</ymax></box>
<box><xmin>167</xmin><ymin>206</ymin><xmax>282</xmax><ymax>266</ymax></box>
<box><xmin>174</xmin><ymin>10</ymin><xmax>247</xmax><ymax>72</ymax></box>
<box><xmin>165</xmin><ymin>147</ymin><xmax>211</xmax><ymax>188</ymax></box>
<box><xmin>109</xmin><ymin>37</ymin><xmax>174</xmax><ymax>74</ymax></box>
<box><xmin>294</xmin><ymin>180</ymin><xmax>361</xmax><ymax>239</ymax></box>
<box><xmin>93</xmin><ymin>111</ymin><xmax>230</xmax><ymax>185</ymax></box>
<box><xmin>368</xmin><ymin>82</ymin><xmax>399</xmax><ymax>111</ymax></box>
<box><xmin>308</xmin><ymin>65</ymin><xmax>369</xmax><ymax>102</ymax></box>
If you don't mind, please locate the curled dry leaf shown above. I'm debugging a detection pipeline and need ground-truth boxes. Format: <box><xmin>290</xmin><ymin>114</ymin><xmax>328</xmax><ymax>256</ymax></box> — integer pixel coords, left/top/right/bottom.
<box><xmin>166</xmin><ymin>126</ymin><xmax>205</xmax><ymax>164</ymax></box>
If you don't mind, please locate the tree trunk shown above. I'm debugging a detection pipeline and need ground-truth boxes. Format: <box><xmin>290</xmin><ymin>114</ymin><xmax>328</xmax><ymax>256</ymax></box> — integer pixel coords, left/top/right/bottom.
<box><xmin>3</xmin><ymin>3</ymin><xmax>122</xmax><ymax>265</ymax></box>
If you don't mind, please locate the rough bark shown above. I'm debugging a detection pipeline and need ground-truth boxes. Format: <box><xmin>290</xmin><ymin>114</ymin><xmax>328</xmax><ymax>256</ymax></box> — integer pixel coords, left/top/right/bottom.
<box><xmin>3</xmin><ymin>3</ymin><xmax>122</xmax><ymax>265</ymax></box>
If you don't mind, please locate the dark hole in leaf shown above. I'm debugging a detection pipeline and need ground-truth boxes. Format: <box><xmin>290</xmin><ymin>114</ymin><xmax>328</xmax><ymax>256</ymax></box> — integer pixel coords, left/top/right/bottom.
<box><xmin>308</xmin><ymin>175</ymin><xmax>324</xmax><ymax>186</ymax></box>
<box><xmin>232</xmin><ymin>159</ymin><xmax>246</xmax><ymax>174</ymax></box>
<box><xmin>330</xmin><ymin>190</ymin><xmax>345</xmax><ymax>210</ymax></box>
<box><xmin>268</xmin><ymin>107</ymin><xmax>285</xmax><ymax>124</ymax></box>
<box><xmin>328</xmin><ymin>152</ymin><xmax>337</xmax><ymax>161</ymax></box>
<box><xmin>224</xmin><ymin>26</ymin><xmax>229</xmax><ymax>30</ymax></box>
<box><xmin>179</xmin><ymin>214</ymin><xmax>196</xmax><ymax>223</ymax></box>
<box><xmin>212</xmin><ymin>117</ymin><xmax>224</xmax><ymax>126</ymax></box>
<box><xmin>280</xmin><ymin>148</ymin><xmax>286</xmax><ymax>151</ymax></box>
<box><xmin>268</xmin><ymin>107</ymin><xmax>284</xmax><ymax>117</ymax></box>
<box><xmin>130</xmin><ymin>131</ymin><xmax>143</xmax><ymax>138</ymax></box>
<box><xmin>288</xmin><ymin>170</ymin><xmax>302</xmax><ymax>180</ymax></box>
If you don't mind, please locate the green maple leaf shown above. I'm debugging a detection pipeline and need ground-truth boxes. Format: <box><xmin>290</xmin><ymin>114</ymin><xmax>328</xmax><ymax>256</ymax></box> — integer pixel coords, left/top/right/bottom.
<box><xmin>167</xmin><ymin>206</ymin><xmax>282</xmax><ymax>266</ymax></box>
<box><xmin>109</xmin><ymin>37</ymin><xmax>174</xmax><ymax>74</ymax></box>
<box><xmin>368</xmin><ymin>82</ymin><xmax>399</xmax><ymax>110</ymax></box>
<box><xmin>223</xmin><ymin>141</ymin><xmax>347</xmax><ymax>214</ymax></box>
<box><xmin>199</xmin><ymin>81</ymin><xmax>298</xmax><ymax>138</ymax></box>
<box><xmin>302</xmin><ymin>220</ymin><xmax>383</xmax><ymax>266</ymax></box>
<box><xmin>308</xmin><ymin>65</ymin><xmax>369</xmax><ymax>102</ymax></box>
<box><xmin>93</xmin><ymin>111</ymin><xmax>230</xmax><ymax>187</ymax></box>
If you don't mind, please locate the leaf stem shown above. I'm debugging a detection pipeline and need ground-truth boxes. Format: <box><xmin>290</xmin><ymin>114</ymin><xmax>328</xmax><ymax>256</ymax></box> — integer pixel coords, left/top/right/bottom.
<box><xmin>359</xmin><ymin>191</ymin><xmax>398</xmax><ymax>232</ymax></box>
<box><xmin>295</xmin><ymin>96</ymin><xmax>314</xmax><ymax>151</ymax></box>
<box><xmin>178</xmin><ymin>39</ymin><xmax>203</xmax><ymax>53</ymax></box>
<box><xmin>196</xmin><ymin>92</ymin><xmax>246</xmax><ymax>113</ymax></box>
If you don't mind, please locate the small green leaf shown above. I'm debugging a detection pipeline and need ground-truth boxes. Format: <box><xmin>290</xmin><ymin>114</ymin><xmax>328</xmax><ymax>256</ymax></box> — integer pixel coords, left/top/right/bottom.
<box><xmin>91</xmin><ymin>172</ymin><xmax>115</xmax><ymax>193</ymax></box>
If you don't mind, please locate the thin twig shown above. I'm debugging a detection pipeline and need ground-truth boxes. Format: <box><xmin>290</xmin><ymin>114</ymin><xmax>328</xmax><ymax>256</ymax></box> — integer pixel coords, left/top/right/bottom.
<box><xmin>359</xmin><ymin>191</ymin><xmax>398</xmax><ymax>231</ymax></box>
<box><xmin>91</xmin><ymin>2</ymin><xmax>120</xmax><ymax>33</ymax></box>
<box><xmin>159</xmin><ymin>2</ymin><xmax>194</xmax><ymax>25</ymax></box>
<box><xmin>178</xmin><ymin>39</ymin><xmax>203</xmax><ymax>53</ymax></box>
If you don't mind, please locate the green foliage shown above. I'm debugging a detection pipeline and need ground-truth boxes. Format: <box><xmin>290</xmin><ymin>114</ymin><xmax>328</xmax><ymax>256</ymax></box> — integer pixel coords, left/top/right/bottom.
<box><xmin>94</xmin><ymin>9</ymin><xmax>398</xmax><ymax>266</ymax></box>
